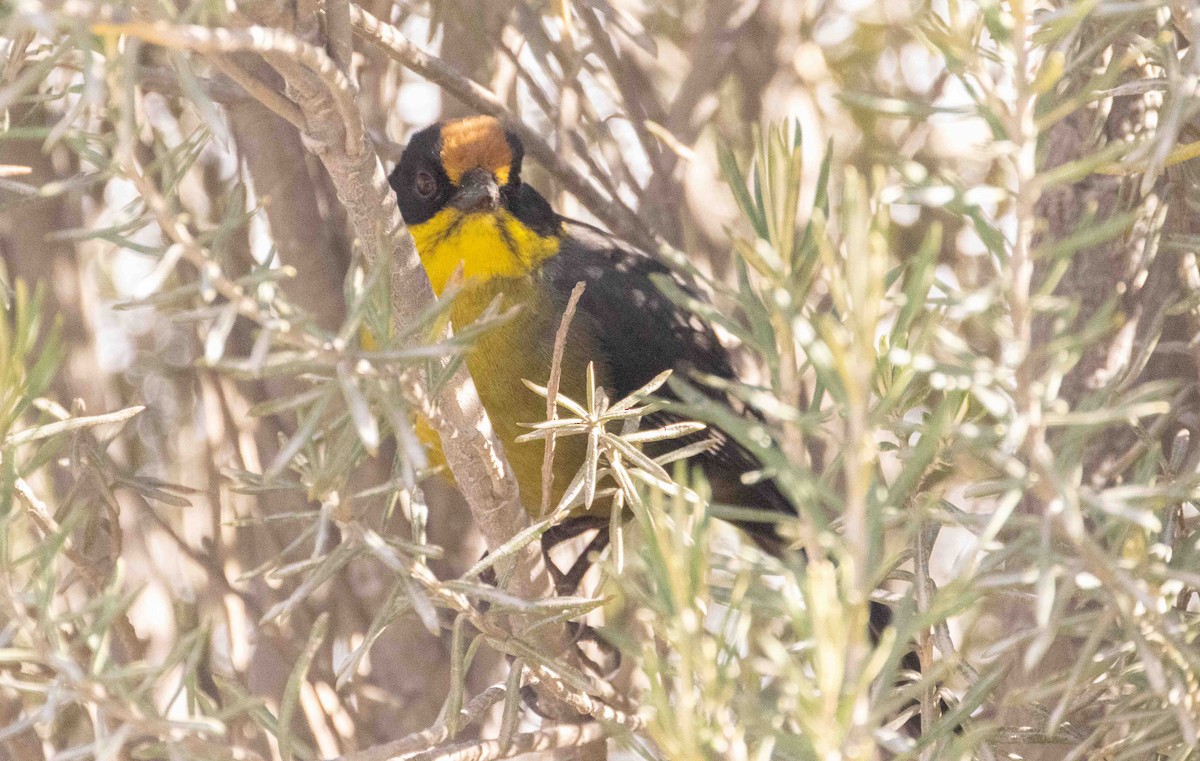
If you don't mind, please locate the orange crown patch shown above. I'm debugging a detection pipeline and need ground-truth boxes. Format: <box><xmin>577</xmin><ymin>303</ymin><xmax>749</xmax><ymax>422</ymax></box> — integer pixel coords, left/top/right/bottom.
<box><xmin>440</xmin><ymin>116</ymin><xmax>513</xmax><ymax>184</ymax></box>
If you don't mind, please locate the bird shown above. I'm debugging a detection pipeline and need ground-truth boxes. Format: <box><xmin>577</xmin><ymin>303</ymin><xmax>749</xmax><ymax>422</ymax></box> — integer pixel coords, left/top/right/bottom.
<box><xmin>388</xmin><ymin>115</ymin><xmax>794</xmax><ymax>536</ymax></box>
<box><xmin>386</xmin><ymin>116</ymin><xmax>916</xmax><ymax>689</ymax></box>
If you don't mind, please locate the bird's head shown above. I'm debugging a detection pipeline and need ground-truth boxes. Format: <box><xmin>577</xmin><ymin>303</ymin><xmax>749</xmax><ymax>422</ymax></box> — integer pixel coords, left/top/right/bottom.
<box><xmin>389</xmin><ymin>116</ymin><xmax>561</xmax><ymax>294</ymax></box>
<box><xmin>390</xmin><ymin>115</ymin><xmax>523</xmax><ymax>224</ymax></box>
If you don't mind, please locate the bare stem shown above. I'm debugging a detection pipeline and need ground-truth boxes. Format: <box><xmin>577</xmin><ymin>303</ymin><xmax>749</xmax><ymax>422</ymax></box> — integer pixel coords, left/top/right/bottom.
<box><xmin>404</xmin><ymin>722</ymin><xmax>607</xmax><ymax>761</ymax></box>
<box><xmin>541</xmin><ymin>282</ymin><xmax>587</xmax><ymax>516</ymax></box>
<box><xmin>324</xmin><ymin>0</ymin><xmax>354</xmax><ymax>76</ymax></box>
<box><xmin>209</xmin><ymin>53</ymin><xmax>306</xmax><ymax>129</ymax></box>
<box><xmin>88</xmin><ymin>14</ymin><xmax>363</xmax><ymax>152</ymax></box>
<box><xmin>335</xmin><ymin>684</ymin><xmax>508</xmax><ymax>761</ymax></box>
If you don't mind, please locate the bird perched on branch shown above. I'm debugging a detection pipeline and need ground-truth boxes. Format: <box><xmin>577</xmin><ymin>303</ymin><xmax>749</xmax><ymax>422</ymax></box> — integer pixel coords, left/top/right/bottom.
<box><xmin>389</xmin><ymin>115</ymin><xmax>795</xmax><ymax>538</ymax></box>
<box><xmin>387</xmin><ymin>114</ymin><xmax>922</xmax><ymax>698</ymax></box>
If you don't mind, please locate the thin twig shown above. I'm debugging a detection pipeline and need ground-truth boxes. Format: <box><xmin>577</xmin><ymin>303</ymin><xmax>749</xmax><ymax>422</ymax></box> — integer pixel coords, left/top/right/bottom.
<box><xmin>575</xmin><ymin>4</ymin><xmax>665</xmax><ymax>171</ymax></box>
<box><xmin>85</xmin><ymin>12</ymin><xmax>362</xmax><ymax>153</ymax></box>
<box><xmin>912</xmin><ymin>519</ymin><xmax>937</xmax><ymax>751</ymax></box>
<box><xmin>324</xmin><ymin>0</ymin><xmax>355</xmax><ymax>77</ymax></box>
<box><xmin>4</xmin><ymin>405</ymin><xmax>144</xmax><ymax>447</ymax></box>
<box><xmin>637</xmin><ymin>0</ymin><xmax>753</xmax><ymax>242</ymax></box>
<box><xmin>352</xmin><ymin>522</ymin><xmax>642</xmax><ymax>732</ymax></box>
<box><xmin>542</xmin><ymin>282</ymin><xmax>587</xmax><ymax>516</ymax></box>
<box><xmin>336</xmin><ymin>684</ymin><xmax>507</xmax><ymax>761</ymax></box>
<box><xmin>13</xmin><ymin>478</ymin><xmax>90</xmax><ymax>574</ymax></box>
<box><xmin>1</xmin><ymin>30</ymin><xmax>35</xmax><ymax>82</ymax></box>
<box><xmin>404</xmin><ymin>721</ymin><xmax>606</xmax><ymax>761</ymax></box>
<box><xmin>136</xmin><ymin>63</ymin><xmax>252</xmax><ymax>103</ymax></box>
<box><xmin>13</xmin><ymin>474</ymin><xmax>144</xmax><ymax>661</ymax></box>
<box><xmin>209</xmin><ymin>53</ymin><xmax>306</xmax><ymax>130</ymax></box>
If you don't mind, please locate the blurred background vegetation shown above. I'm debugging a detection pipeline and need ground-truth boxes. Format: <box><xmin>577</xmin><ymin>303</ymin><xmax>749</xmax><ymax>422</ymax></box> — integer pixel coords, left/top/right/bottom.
<box><xmin>1</xmin><ymin>1</ymin><xmax>1199</xmax><ymax>760</ymax></box>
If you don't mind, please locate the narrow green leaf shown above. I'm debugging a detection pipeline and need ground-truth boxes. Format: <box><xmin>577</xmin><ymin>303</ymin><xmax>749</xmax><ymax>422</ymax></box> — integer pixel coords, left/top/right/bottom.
<box><xmin>278</xmin><ymin>612</ymin><xmax>328</xmax><ymax>761</ymax></box>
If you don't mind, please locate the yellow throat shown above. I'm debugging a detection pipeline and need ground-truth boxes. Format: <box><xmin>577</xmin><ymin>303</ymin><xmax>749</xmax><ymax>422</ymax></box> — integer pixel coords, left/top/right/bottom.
<box><xmin>409</xmin><ymin>207</ymin><xmax>561</xmax><ymax>296</ymax></box>
<box><xmin>408</xmin><ymin>207</ymin><xmax>599</xmax><ymax>516</ymax></box>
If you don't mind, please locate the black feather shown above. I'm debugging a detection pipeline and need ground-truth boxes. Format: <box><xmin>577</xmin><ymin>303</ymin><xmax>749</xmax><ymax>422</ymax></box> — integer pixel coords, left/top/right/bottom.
<box><xmin>537</xmin><ymin>218</ymin><xmax>909</xmax><ymax>685</ymax></box>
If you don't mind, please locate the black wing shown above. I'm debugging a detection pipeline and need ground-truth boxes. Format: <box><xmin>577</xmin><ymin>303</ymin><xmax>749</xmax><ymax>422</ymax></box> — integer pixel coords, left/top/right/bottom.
<box><xmin>539</xmin><ymin>222</ymin><xmax>796</xmax><ymax>532</ymax></box>
<box><xmin>543</xmin><ymin>222</ymin><xmax>912</xmax><ymax>692</ymax></box>
<box><xmin>542</xmin><ymin>222</ymin><xmax>737</xmax><ymax>397</ymax></box>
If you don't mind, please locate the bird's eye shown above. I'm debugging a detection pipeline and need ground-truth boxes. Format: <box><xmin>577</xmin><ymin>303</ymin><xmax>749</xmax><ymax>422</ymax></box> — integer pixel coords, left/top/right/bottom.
<box><xmin>414</xmin><ymin>170</ymin><xmax>437</xmax><ymax>199</ymax></box>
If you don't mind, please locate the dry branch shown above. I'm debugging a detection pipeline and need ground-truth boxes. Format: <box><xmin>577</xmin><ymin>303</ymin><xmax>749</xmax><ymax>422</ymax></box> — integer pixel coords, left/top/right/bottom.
<box><xmin>404</xmin><ymin>721</ymin><xmax>606</xmax><ymax>761</ymax></box>
<box><xmin>541</xmin><ymin>281</ymin><xmax>587</xmax><ymax>515</ymax></box>
<box><xmin>210</xmin><ymin>53</ymin><xmax>306</xmax><ymax>129</ymax></box>
<box><xmin>336</xmin><ymin>684</ymin><xmax>508</xmax><ymax>761</ymax></box>
<box><xmin>87</xmin><ymin>14</ymin><xmax>363</xmax><ymax>151</ymax></box>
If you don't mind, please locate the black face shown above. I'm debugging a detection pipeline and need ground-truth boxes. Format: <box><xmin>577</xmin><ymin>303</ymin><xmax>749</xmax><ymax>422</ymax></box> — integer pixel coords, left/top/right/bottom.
<box><xmin>389</xmin><ymin>120</ymin><xmax>560</xmax><ymax>237</ymax></box>
<box><xmin>389</xmin><ymin>123</ymin><xmax>455</xmax><ymax>226</ymax></box>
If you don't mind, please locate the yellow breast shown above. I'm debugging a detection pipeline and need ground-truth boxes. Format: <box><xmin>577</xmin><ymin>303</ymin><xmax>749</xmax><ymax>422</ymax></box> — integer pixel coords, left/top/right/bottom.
<box><xmin>410</xmin><ymin>208</ymin><xmax>561</xmax><ymax>296</ymax></box>
<box><xmin>410</xmin><ymin>211</ymin><xmax>603</xmax><ymax>516</ymax></box>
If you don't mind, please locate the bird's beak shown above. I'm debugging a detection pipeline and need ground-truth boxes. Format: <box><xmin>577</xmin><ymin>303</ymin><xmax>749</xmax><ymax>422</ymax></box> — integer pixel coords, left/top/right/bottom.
<box><xmin>452</xmin><ymin>167</ymin><xmax>500</xmax><ymax>213</ymax></box>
